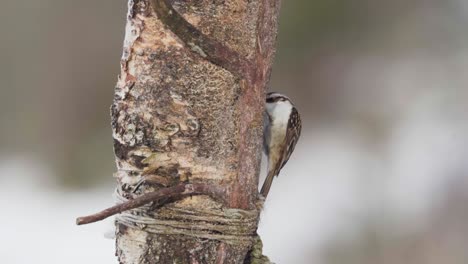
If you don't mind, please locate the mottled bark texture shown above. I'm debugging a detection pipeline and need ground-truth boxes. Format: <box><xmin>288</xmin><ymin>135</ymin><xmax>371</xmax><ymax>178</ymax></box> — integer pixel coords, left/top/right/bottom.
<box><xmin>111</xmin><ymin>0</ymin><xmax>281</xmax><ymax>263</ymax></box>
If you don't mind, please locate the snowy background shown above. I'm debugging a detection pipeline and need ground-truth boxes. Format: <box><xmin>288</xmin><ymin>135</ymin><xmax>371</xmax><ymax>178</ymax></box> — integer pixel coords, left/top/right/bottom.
<box><xmin>1</xmin><ymin>0</ymin><xmax>468</xmax><ymax>263</ymax></box>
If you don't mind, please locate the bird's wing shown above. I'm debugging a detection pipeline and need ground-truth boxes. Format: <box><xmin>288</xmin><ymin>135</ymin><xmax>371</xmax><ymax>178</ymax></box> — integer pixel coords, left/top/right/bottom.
<box><xmin>279</xmin><ymin>107</ymin><xmax>302</xmax><ymax>172</ymax></box>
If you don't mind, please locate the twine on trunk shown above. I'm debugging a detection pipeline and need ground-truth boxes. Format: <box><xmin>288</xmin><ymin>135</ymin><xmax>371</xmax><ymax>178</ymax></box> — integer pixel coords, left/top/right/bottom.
<box><xmin>113</xmin><ymin>186</ymin><xmax>260</xmax><ymax>246</ymax></box>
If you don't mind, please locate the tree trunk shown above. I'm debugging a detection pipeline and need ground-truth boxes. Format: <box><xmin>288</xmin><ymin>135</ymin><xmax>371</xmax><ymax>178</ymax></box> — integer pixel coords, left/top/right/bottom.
<box><xmin>111</xmin><ymin>0</ymin><xmax>281</xmax><ymax>262</ymax></box>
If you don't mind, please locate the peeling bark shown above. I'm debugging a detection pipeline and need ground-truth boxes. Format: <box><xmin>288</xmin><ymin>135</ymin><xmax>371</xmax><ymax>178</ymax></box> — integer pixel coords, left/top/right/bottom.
<box><xmin>112</xmin><ymin>0</ymin><xmax>281</xmax><ymax>263</ymax></box>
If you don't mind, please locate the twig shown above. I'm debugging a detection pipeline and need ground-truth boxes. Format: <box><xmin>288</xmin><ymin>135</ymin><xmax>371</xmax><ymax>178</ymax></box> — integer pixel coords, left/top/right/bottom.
<box><xmin>76</xmin><ymin>183</ymin><xmax>226</xmax><ymax>225</ymax></box>
<box><xmin>150</xmin><ymin>0</ymin><xmax>254</xmax><ymax>79</ymax></box>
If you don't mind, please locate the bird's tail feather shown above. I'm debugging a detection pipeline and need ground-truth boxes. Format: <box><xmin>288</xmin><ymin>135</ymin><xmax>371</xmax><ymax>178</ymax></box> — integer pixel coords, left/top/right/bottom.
<box><xmin>260</xmin><ymin>170</ymin><xmax>275</xmax><ymax>198</ymax></box>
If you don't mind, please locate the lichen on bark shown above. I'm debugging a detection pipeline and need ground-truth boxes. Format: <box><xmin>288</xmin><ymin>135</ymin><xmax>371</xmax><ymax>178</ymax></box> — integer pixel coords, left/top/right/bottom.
<box><xmin>111</xmin><ymin>0</ymin><xmax>281</xmax><ymax>262</ymax></box>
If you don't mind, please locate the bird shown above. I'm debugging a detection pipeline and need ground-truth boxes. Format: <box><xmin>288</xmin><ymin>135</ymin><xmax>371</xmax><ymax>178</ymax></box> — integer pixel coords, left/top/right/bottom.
<box><xmin>261</xmin><ymin>92</ymin><xmax>302</xmax><ymax>198</ymax></box>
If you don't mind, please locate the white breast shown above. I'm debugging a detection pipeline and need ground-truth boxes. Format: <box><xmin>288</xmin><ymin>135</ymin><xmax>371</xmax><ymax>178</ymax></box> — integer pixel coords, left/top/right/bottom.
<box><xmin>264</xmin><ymin>100</ymin><xmax>292</xmax><ymax>170</ymax></box>
<box><xmin>266</xmin><ymin>101</ymin><xmax>291</xmax><ymax>150</ymax></box>
<box><xmin>266</xmin><ymin>100</ymin><xmax>292</xmax><ymax>129</ymax></box>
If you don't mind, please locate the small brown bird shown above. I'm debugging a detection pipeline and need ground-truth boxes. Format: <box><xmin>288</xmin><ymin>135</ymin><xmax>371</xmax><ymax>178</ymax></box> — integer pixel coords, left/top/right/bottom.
<box><xmin>261</xmin><ymin>92</ymin><xmax>302</xmax><ymax>198</ymax></box>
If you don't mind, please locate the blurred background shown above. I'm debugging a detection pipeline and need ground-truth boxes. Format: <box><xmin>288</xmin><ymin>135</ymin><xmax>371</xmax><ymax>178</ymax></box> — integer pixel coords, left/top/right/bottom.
<box><xmin>1</xmin><ymin>0</ymin><xmax>467</xmax><ymax>263</ymax></box>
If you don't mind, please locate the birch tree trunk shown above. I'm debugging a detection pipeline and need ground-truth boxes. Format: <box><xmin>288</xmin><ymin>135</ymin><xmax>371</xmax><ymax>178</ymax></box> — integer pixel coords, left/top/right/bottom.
<box><xmin>111</xmin><ymin>0</ymin><xmax>281</xmax><ymax>262</ymax></box>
